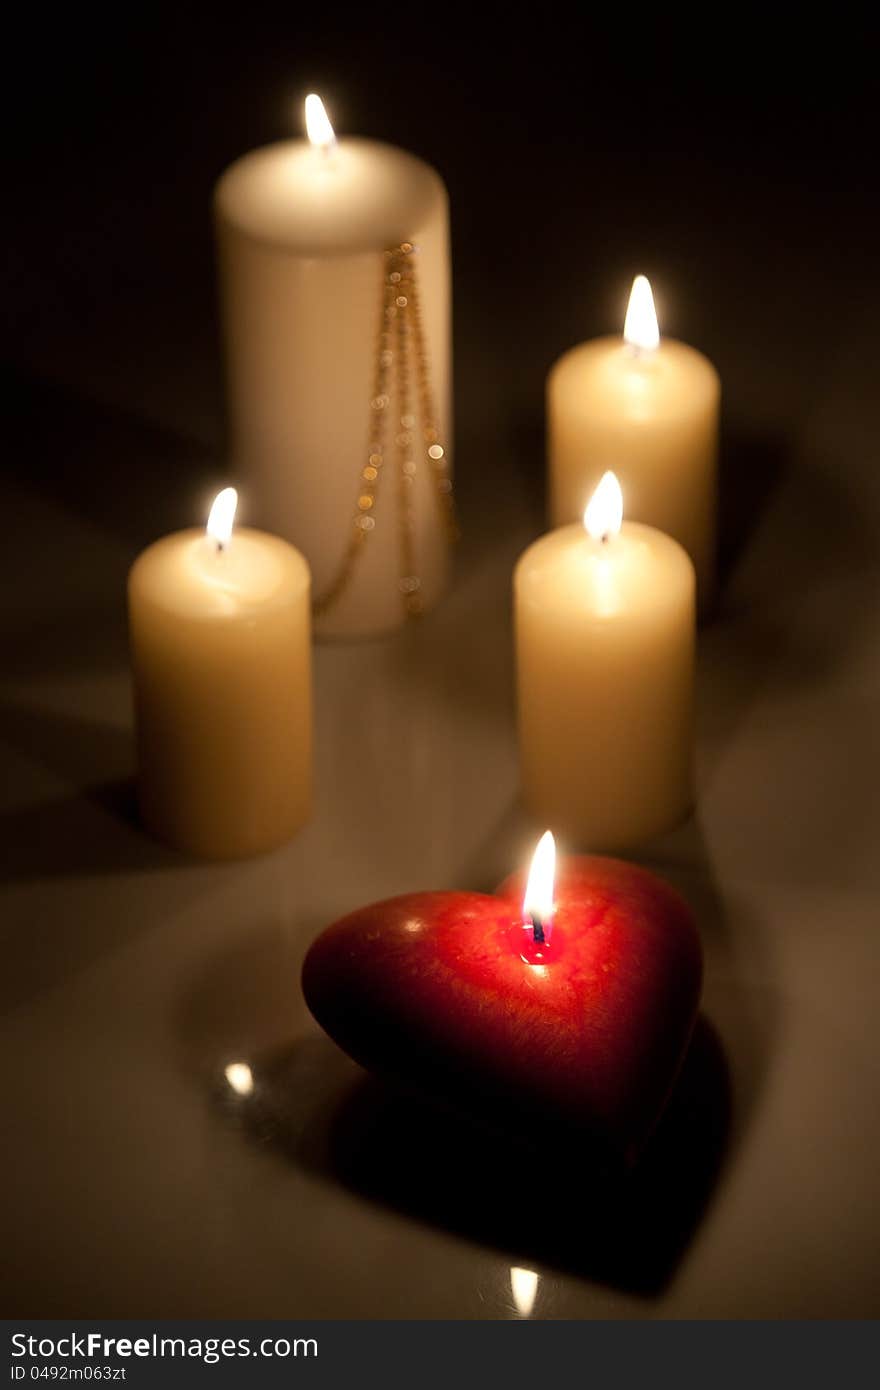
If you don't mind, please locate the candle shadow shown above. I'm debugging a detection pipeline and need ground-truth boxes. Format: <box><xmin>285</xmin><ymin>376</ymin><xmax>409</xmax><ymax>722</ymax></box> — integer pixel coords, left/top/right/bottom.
<box><xmin>2</xmin><ymin>366</ymin><xmax>219</xmax><ymax>684</ymax></box>
<box><xmin>0</xmin><ymin>784</ymin><xmax>190</xmax><ymax>1018</ymax></box>
<box><xmin>176</xmin><ymin>874</ymin><xmax>735</xmax><ymax>1300</ymax></box>
<box><xmin>711</xmin><ymin>423</ymin><xmax>877</xmax><ymax>665</ymax></box>
<box><xmin>212</xmin><ymin>1018</ymin><xmax>730</xmax><ymax>1299</ymax></box>
<box><xmin>5</xmin><ymin>364</ymin><xmax>219</xmax><ymax>549</ymax></box>
<box><xmin>0</xmin><ymin>698</ymin><xmax>182</xmax><ymax>883</ymax></box>
<box><xmin>716</xmin><ymin>422</ymin><xmax>789</xmax><ymax>592</ymax></box>
<box><xmin>634</xmin><ymin>819</ymin><xmax>781</xmax><ymax>1168</ymax></box>
<box><xmin>695</xmin><ymin>441</ymin><xmax>880</xmax><ymax>817</ymax></box>
<box><xmin>452</xmin><ymin>802</ymin><xmax>781</xmax><ymax>1178</ymax></box>
<box><xmin>174</xmin><ymin>900</ymin><xmax>731</xmax><ymax>1297</ymax></box>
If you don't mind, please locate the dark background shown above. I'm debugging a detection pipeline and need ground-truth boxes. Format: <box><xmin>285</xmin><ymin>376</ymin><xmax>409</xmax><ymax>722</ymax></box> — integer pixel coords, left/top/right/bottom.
<box><xmin>4</xmin><ymin>8</ymin><xmax>878</xmax><ymax>559</ymax></box>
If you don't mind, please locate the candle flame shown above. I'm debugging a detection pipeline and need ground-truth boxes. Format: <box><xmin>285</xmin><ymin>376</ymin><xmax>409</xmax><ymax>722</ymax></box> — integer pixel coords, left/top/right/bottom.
<box><xmin>305</xmin><ymin>93</ymin><xmax>336</xmax><ymax>150</ymax></box>
<box><xmin>624</xmin><ymin>274</ymin><xmax>659</xmax><ymax>352</ymax></box>
<box><xmin>206</xmin><ymin>487</ymin><xmax>238</xmax><ymax>549</ymax></box>
<box><xmin>510</xmin><ymin>1267</ymin><xmax>539</xmax><ymax>1318</ymax></box>
<box><xmin>523</xmin><ymin>830</ymin><xmax>556</xmax><ymax>938</ymax></box>
<box><xmin>224</xmin><ymin>1061</ymin><xmax>254</xmax><ymax>1097</ymax></box>
<box><xmin>583</xmin><ymin>471</ymin><xmax>623</xmax><ymax>541</ymax></box>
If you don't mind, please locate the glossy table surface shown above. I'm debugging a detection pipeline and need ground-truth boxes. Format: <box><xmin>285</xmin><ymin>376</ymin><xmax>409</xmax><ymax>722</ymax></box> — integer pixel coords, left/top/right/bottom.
<box><xmin>3</xmin><ymin>327</ymin><xmax>879</xmax><ymax>1320</ymax></box>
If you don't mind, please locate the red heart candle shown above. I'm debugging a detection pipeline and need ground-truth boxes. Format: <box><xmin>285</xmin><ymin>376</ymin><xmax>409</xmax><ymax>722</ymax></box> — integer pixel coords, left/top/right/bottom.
<box><xmin>302</xmin><ymin>835</ymin><xmax>702</xmax><ymax>1160</ymax></box>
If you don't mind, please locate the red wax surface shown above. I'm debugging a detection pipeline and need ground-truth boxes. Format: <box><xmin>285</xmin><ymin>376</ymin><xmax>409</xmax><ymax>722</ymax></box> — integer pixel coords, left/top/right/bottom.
<box><xmin>302</xmin><ymin>856</ymin><xmax>702</xmax><ymax>1156</ymax></box>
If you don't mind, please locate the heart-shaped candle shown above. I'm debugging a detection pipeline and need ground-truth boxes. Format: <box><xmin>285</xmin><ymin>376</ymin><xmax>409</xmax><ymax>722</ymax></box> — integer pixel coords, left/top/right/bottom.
<box><xmin>302</xmin><ymin>834</ymin><xmax>702</xmax><ymax>1160</ymax></box>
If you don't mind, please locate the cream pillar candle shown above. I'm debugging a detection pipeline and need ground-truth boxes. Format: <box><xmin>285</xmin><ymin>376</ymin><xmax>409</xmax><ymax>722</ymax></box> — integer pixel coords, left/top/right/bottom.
<box><xmin>129</xmin><ymin>489</ymin><xmax>312</xmax><ymax>859</ymax></box>
<box><xmin>215</xmin><ymin>95</ymin><xmax>453</xmax><ymax>640</ymax></box>
<box><xmin>547</xmin><ymin>276</ymin><xmax>719</xmax><ymax>604</ymax></box>
<box><xmin>515</xmin><ymin>472</ymin><xmax>695</xmax><ymax>850</ymax></box>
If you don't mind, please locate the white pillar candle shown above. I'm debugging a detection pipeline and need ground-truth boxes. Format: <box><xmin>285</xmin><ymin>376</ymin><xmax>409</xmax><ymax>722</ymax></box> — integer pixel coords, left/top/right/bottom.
<box><xmin>128</xmin><ymin>489</ymin><xmax>312</xmax><ymax>859</ymax></box>
<box><xmin>547</xmin><ymin>276</ymin><xmax>719</xmax><ymax>605</ymax></box>
<box><xmin>215</xmin><ymin>95</ymin><xmax>453</xmax><ymax>640</ymax></box>
<box><xmin>515</xmin><ymin>472</ymin><xmax>695</xmax><ymax>850</ymax></box>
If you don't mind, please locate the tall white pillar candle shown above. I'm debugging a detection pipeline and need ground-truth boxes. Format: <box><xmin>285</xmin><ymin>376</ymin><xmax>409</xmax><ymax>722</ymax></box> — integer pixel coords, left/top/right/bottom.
<box><xmin>215</xmin><ymin>97</ymin><xmax>453</xmax><ymax>639</ymax></box>
<box><xmin>515</xmin><ymin>472</ymin><xmax>695</xmax><ymax>850</ymax></box>
<box><xmin>129</xmin><ymin>489</ymin><xmax>312</xmax><ymax>859</ymax></box>
<box><xmin>547</xmin><ymin>276</ymin><xmax>719</xmax><ymax>605</ymax></box>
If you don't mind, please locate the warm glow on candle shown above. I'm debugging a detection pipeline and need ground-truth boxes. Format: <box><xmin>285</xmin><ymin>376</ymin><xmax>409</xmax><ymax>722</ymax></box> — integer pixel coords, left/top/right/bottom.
<box><xmin>523</xmin><ymin>830</ymin><xmax>556</xmax><ymax>943</ymax></box>
<box><xmin>224</xmin><ymin>1061</ymin><xmax>254</xmax><ymax>1096</ymax></box>
<box><xmin>305</xmin><ymin>93</ymin><xmax>336</xmax><ymax>151</ymax></box>
<box><xmin>624</xmin><ymin>274</ymin><xmax>660</xmax><ymax>353</ymax></box>
<box><xmin>206</xmin><ymin>487</ymin><xmax>238</xmax><ymax>549</ymax></box>
<box><xmin>583</xmin><ymin>471</ymin><xmax>623</xmax><ymax>542</ymax></box>
<box><xmin>510</xmin><ymin>1266</ymin><xmax>539</xmax><ymax>1318</ymax></box>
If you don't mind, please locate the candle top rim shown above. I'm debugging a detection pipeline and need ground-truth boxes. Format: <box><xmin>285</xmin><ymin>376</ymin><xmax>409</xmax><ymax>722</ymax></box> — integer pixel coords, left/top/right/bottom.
<box><xmin>550</xmin><ymin>336</ymin><xmax>722</xmax><ymax>405</ymax></box>
<box><xmin>514</xmin><ymin>519</ymin><xmax>695</xmax><ymax>618</ymax></box>
<box><xmin>521</xmin><ymin>516</ymin><xmax>693</xmax><ymax>554</ymax></box>
<box><xmin>129</xmin><ymin>527</ymin><xmax>311</xmax><ymax>619</ymax></box>
<box><xmin>215</xmin><ymin>137</ymin><xmax>447</xmax><ymax>256</ymax></box>
<box><xmin>550</xmin><ymin>333</ymin><xmax>719</xmax><ymax>393</ymax></box>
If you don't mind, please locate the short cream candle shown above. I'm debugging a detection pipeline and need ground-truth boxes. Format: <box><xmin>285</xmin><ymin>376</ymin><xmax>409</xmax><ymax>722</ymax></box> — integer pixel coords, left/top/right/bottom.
<box><xmin>215</xmin><ymin>95</ymin><xmax>453</xmax><ymax>639</ymax></box>
<box><xmin>515</xmin><ymin>472</ymin><xmax>695</xmax><ymax>850</ymax></box>
<box><xmin>129</xmin><ymin>489</ymin><xmax>312</xmax><ymax>859</ymax></box>
<box><xmin>547</xmin><ymin>276</ymin><xmax>719</xmax><ymax>604</ymax></box>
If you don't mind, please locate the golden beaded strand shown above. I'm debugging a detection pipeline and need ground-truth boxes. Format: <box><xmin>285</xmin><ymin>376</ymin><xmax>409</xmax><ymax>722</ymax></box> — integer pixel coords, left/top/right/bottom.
<box><xmin>312</xmin><ymin>243</ymin><xmax>457</xmax><ymax>619</ymax></box>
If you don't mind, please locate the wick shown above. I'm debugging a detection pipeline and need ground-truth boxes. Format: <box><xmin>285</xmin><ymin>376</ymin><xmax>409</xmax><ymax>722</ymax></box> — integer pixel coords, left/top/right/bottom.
<box><xmin>530</xmin><ymin>913</ymin><xmax>546</xmax><ymax>946</ymax></box>
<box><xmin>626</xmin><ymin>341</ymin><xmax>660</xmax><ymax>365</ymax></box>
<box><xmin>601</xmin><ymin>532</ymin><xmax>610</xmax><ymax>545</ymax></box>
<box><xmin>215</xmin><ymin>540</ymin><xmax>226</xmax><ymax>555</ymax></box>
